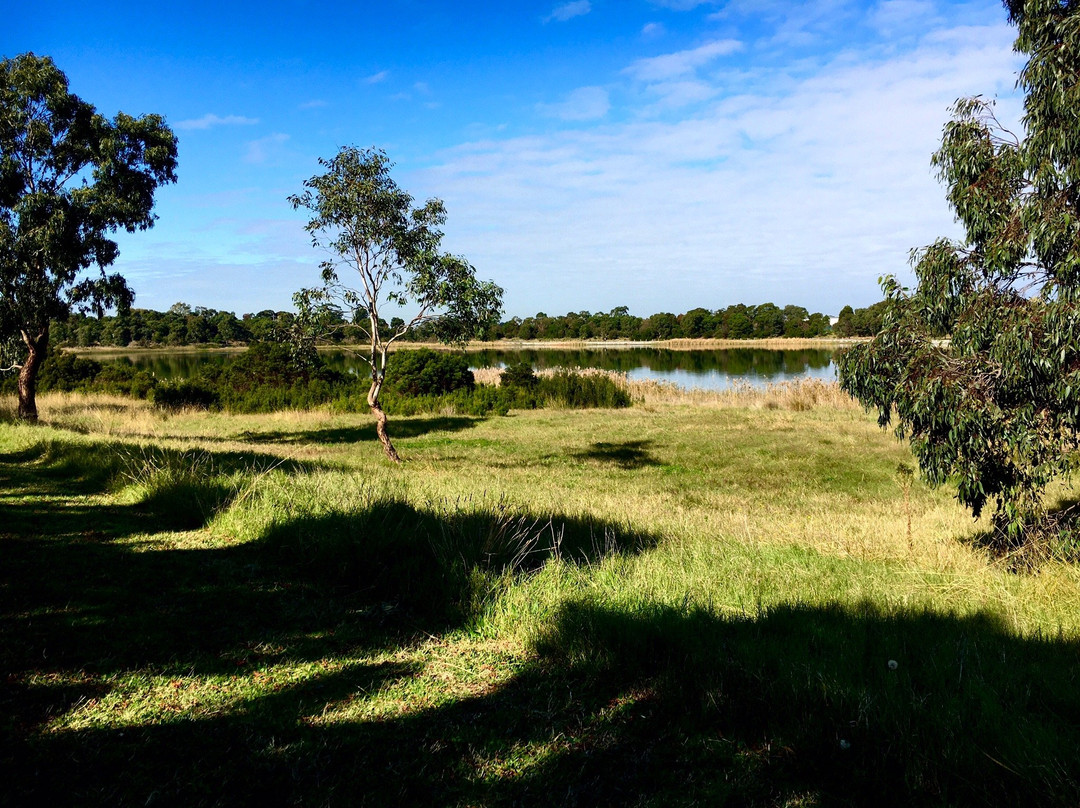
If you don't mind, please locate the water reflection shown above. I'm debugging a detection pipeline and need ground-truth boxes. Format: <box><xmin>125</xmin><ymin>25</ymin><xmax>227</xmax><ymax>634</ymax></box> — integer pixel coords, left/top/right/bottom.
<box><xmin>93</xmin><ymin>346</ymin><xmax>837</xmax><ymax>392</ymax></box>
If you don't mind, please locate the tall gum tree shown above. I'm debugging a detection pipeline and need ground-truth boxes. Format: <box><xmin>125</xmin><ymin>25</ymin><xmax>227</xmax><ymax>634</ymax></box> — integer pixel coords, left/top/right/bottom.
<box><xmin>288</xmin><ymin>146</ymin><xmax>503</xmax><ymax>462</ymax></box>
<box><xmin>838</xmin><ymin>0</ymin><xmax>1080</xmax><ymax>539</ymax></box>
<box><xmin>0</xmin><ymin>53</ymin><xmax>177</xmax><ymax>420</ymax></box>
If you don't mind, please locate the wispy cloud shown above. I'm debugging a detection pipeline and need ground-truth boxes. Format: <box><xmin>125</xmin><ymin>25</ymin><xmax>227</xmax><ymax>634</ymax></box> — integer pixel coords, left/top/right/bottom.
<box><xmin>871</xmin><ymin>0</ymin><xmax>938</xmax><ymax>34</ymax></box>
<box><xmin>710</xmin><ymin>0</ymin><xmax>860</xmax><ymax>48</ymax></box>
<box><xmin>642</xmin><ymin>22</ymin><xmax>665</xmax><ymax>37</ymax></box>
<box><xmin>537</xmin><ymin>86</ymin><xmax>610</xmax><ymax>121</ymax></box>
<box><xmin>174</xmin><ymin>114</ymin><xmax>259</xmax><ymax>131</ymax></box>
<box><xmin>625</xmin><ymin>39</ymin><xmax>743</xmax><ymax>82</ymax></box>
<box><xmin>244</xmin><ymin>133</ymin><xmax>290</xmax><ymax>164</ymax></box>
<box><xmin>364</xmin><ymin>70</ymin><xmax>390</xmax><ymax>84</ymax></box>
<box><xmin>648</xmin><ymin>0</ymin><xmax>713</xmax><ymax>9</ymax></box>
<box><xmin>421</xmin><ymin>20</ymin><xmax>1022</xmax><ymax>316</ymax></box>
<box><xmin>299</xmin><ymin>99</ymin><xmax>328</xmax><ymax>109</ymax></box>
<box><xmin>544</xmin><ymin>1</ymin><xmax>591</xmax><ymax>23</ymax></box>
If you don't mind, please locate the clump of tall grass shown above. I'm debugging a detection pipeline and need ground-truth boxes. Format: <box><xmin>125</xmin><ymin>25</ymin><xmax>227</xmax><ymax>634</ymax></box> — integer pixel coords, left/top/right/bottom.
<box><xmin>217</xmin><ymin>472</ymin><xmax>655</xmax><ymax>625</ymax></box>
<box><xmin>116</xmin><ymin>445</ymin><xmax>245</xmax><ymax>529</ymax></box>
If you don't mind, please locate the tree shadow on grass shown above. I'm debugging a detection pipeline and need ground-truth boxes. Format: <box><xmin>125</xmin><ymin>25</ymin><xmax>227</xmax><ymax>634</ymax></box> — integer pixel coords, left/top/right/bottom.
<box><xmin>0</xmin><ymin>437</ymin><xmax>320</xmax><ymax>531</ymax></box>
<box><xmin>235</xmin><ymin>415</ymin><xmax>482</xmax><ymax>446</ymax></box>
<box><xmin>1</xmin><ymin>439</ymin><xmax>667</xmax><ymax>804</ymax></box>
<box><xmin>568</xmin><ymin>440</ymin><xmax>662</xmax><ymax>470</ymax></box>
<box><xmin>7</xmin><ymin>597</ymin><xmax>1080</xmax><ymax>806</ymax></box>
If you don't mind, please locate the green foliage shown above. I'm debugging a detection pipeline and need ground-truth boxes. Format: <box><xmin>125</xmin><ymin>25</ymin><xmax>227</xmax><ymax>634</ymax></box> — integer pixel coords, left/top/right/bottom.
<box><xmin>192</xmin><ymin>342</ymin><xmax>353</xmax><ymax>413</ymax></box>
<box><xmin>839</xmin><ymin>4</ymin><xmax>1080</xmax><ymax>536</ymax></box>
<box><xmin>346</xmin><ymin>369</ymin><xmax>629</xmax><ymax>417</ymax></box>
<box><xmin>288</xmin><ymin>147</ymin><xmax>502</xmax><ymax>459</ymax></box>
<box><xmin>150</xmin><ymin>379</ymin><xmax>219</xmax><ymax>411</ymax></box>
<box><xmin>92</xmin><ymin>362</ymin><xmax>157</xmax><ymax>398</ymax></box>
<box><xmin>385</xmin><ymin>348</ymin><xmax>474</xmax><ymax>397</ymax></box>
<box><xmin>534</xmin><ymin>370</ymin><xmax>631</xmax><ymax>409</ymax></box>
<box><xmin>500</xmin><ymin>361</ymin><xmax>538</xmax><ymax>389</ymax></box>
<box><xmin>35</xmin><ymin>352</ymin><xmax>102</xmax><ymax>391</ymax></box>
<box><xmin>287</xmin><ymin>146</ymin><xmax>503</xmax><ymax>359</ymax></box>
<box><xmin>0</xmin><ymin>53</ymin><xmax>177</xmax><ymax>417</ymax></box>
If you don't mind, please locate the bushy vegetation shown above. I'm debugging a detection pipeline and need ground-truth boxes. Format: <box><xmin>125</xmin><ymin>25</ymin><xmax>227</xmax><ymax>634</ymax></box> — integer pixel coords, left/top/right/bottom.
<box><xmin>359</xmin><ymin>365</ymin><xmax>630</xmax><ymax>417</ymax></box>
<box><xmin>384</xmin><ymin>349</ymin><xmax>474</xmax><ymax>397</ymax></box>
<box><xmin>500</xmin><ymin>361</ymin><xmax>538</xmax><ymax>389</ymax></box>
<box><xmin>5</xmin><ymin>345</ymin><xmax>629</xmax><ymax>416</ymax></box>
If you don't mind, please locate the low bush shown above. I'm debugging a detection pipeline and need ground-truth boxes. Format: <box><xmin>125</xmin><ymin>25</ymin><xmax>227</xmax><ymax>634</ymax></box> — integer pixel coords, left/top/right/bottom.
<box><xmin>150</xmin><ymin>379</ymin><xmax>219</xmax><ymax>411</ymax></box>
<box><xmin>35</xmin><ymin>352</ymin><xmax>103</xmax><ymax>392</ymax></box>
<box><xmin>385</xmin><ymin>349</ymin><xmax>474</xmax><ymax>397</ymax></box>
<box><xmin>500</xmin><ymin>361</ymin><xmax>538</xmax><ymax>389</ymax></box>
<box><xmin>5</xmin><ymin>343</ymin><xmax>629</xmax><ymax>416</ymax></box>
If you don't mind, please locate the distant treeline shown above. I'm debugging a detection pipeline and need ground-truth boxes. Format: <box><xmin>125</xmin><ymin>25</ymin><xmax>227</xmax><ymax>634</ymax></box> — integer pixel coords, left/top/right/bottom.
<box><xmin>51</xmin><ymin>300</ymin><xmax>888</xmax><ymax>348</ymax></box>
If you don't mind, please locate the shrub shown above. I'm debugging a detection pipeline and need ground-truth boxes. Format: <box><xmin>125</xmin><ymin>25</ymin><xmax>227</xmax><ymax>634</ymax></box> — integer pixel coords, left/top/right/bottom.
<box><xmin>94</xmin><ymin>363</ymin><xmax>157</xmax><ymax>398</ymax></box>
<box><xmin>500</xmin><ymin>361</ymin><xmax>537</xmax><ymax>389</ymax></box>
<box><xmin>151</xmin><ymin>379</ymin><xmax>219</xmax><ymax>411</ymax></box>
<box><xmin>386</xmin><ymin>349</ymin><xmax>474</xmax><ymax>397</ymax></box>
<box><xmin>36</xmin><ymin>352</ymin><xmax>102</xmax><ymax>392</ymax></box>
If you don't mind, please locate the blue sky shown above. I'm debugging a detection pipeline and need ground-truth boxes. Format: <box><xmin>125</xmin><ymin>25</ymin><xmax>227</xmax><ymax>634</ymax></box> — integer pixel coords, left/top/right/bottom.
<box><xmin>8</xmin><ymin>0</ymin><xmax>1023</xmax><ymax>318</ymax></box>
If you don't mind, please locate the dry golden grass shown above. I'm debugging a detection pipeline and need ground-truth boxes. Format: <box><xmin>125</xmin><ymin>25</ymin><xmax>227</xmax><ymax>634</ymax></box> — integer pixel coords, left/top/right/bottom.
<box><xmin>476</xmin><ymin>368</ymin><xmax>859</xmax><ymax>412</ymax></box>
<box><xmin>625</xmin><ymin>376</ymin><xmax>861</xmax><ymax>411</ymax></box>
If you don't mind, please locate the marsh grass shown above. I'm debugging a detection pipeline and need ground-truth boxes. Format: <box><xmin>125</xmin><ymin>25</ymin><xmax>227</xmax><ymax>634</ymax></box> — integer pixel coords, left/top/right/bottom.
<box><xmin>2</xmin><ymin>391</ymin><xmax>1080</xmax><ymax>805</ymax></box>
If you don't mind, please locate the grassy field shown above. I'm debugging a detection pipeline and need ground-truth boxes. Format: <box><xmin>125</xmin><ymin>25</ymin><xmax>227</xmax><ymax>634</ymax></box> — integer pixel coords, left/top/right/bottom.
<box><xmin>2</xmin><ymin>387</ymin><xmax>1079</xmax><ymax>806</ymax></box>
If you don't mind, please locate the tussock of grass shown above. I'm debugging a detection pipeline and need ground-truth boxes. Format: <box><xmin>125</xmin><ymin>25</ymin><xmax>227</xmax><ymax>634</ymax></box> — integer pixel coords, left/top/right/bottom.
<box><xmin>3</xmin><ymin>391</ymin><xmax>1080</xmax><ymax>805</ymax></box>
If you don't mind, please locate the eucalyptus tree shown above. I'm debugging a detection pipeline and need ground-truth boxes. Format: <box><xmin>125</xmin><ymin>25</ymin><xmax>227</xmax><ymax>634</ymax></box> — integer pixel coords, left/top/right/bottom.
<box><xmin>0</xmin><ymin>53</ymin><xmax>177</xmax><ymax>419</ymax></box>
<box><xmin>838</xmin><ymin>0</ymin><xmax>1080</xmax><ymax>538</ymax></box>
<box><xmin>289</xmin><ymin>146</ymin><xmax>502</xmax><ymax>462</ymax></box>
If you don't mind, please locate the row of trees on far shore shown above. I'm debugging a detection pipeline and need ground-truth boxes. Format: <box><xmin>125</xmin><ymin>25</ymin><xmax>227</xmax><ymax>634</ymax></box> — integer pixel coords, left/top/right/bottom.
<box><xmin>51</xmin><ymin>300</ymin><xmax>888</xmax><ymax>349</ymax></box>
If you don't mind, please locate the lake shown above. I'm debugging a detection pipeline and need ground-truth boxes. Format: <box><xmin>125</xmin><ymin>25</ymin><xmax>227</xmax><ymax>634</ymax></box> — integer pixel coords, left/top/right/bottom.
<box><xmin>90</xmin><ymin>346</ymin><xmax>839</xmax><ymax>392</ymax></box>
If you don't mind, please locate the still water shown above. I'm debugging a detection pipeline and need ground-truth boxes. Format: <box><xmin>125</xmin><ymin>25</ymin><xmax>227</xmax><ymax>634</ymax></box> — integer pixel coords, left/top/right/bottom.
<box><xmin>94</xmin><ymin>346</ymin><xmax>837</xmax><ymax>392</ymax></box>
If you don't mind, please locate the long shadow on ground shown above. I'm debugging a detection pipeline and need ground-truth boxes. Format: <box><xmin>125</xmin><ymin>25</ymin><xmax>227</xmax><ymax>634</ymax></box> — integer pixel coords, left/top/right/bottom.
<box><xmin>568</xmin><ymin>440</ymin><xmax>662</xmax><ymax>470</ymax></box>
<box><xmin>235</xmin><ymin>415</ymin><xmax>482</xmax><ymax>445</ymax></box>
<box><xmin>3</xmin><ymin>436</ymin><xmax>1080</xmax><ymax>806</ymax></box>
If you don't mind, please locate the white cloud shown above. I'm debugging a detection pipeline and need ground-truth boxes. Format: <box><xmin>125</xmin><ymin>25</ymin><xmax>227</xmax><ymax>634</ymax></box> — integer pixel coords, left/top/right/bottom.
<box><xmin>642</xmin><ymin>22</ymin><xmax>665</xmax><ymax>37</ymax></box>
<box><xmin>299</xmin><ymin>99</ymin><xmax>328</xmax><ymax>109</ymax></box>
<box><xmin>641</xmin><ymin>79</ymin><xmax>718</xmax><ymax>110</ymax></box>
<box><xmin>418</xmin><ymin>20</ymin><xmax>1023</xmax><ymax>316</ymax></box>
<box><xmin>364</xmin><ymin>70</ymin><xmax>390</xmax><ymax>84</ymax></box>
<box><xmin>174</xmin><ymin>114</ymin><xmax>259</xmax><ymax>131</ymax></box>
<box><xmin>537</xmin><ymin>86</ymin><xmax>610</xmax><ymax>121</ymax></box>
<box><xmin>710</xmin><ymin>0</ymin><xmax>861</xmax><ymax>48</ymax></box>
<box><xmin>244</xmin><ymin>133</ymin><xmax>290</xmax><ymax>164</ymax></box>
<box><xmin>544</xmin><ymin>1</ymin><xmax>591</xmax><ymax>23</ymax></box>
<box><xmin>625</xmin><ymin>39</ymin><xmax>743</xmax><ymax>82</ymax></box>
<box><xmin>871</xmin><ymin>0</ymin><xmax>937</xmax><ymax>33</ymax></box>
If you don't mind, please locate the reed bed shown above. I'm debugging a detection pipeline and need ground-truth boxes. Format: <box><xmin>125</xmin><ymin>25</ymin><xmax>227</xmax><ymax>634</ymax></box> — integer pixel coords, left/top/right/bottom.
<box><xmin>472</xmin><ymin>367</ymin><xmax>858</xmax><ymax>412</ymax></box>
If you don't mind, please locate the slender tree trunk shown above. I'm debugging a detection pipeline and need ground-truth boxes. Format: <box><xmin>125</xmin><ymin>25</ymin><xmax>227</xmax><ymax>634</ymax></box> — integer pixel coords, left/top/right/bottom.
<box><xmin>367</xmin><ymin>378</ymin><xmax>401</xmax><ymax>463</ymax></box>
<box><xmin>17</xmin><ymin>326</ymin><xmax>48</xmax><ymax>422</ymax></box>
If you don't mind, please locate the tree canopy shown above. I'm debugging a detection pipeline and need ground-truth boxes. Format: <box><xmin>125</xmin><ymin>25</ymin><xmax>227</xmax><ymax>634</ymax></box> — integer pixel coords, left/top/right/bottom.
<box><xmin>0</xmin><ymin>52</ymin><xmax>177</xmax><ymax>419</ymax></box>
<box><xmin>288</xmin><ymin>146</ymin><xmax>502</xmax><ymax>461</ymax></box>
<box><xmin>838</xmin><ymin>0</ymin><xmax>1080</xmax><ymax>540</ymax></box>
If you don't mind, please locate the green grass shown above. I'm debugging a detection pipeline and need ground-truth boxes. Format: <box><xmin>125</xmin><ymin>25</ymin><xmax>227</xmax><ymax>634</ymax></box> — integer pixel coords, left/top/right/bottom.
<box><xmin>2</xmin><ymin>392</ymin><xmax>1079</xmax><ymax>806</ymax></box>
